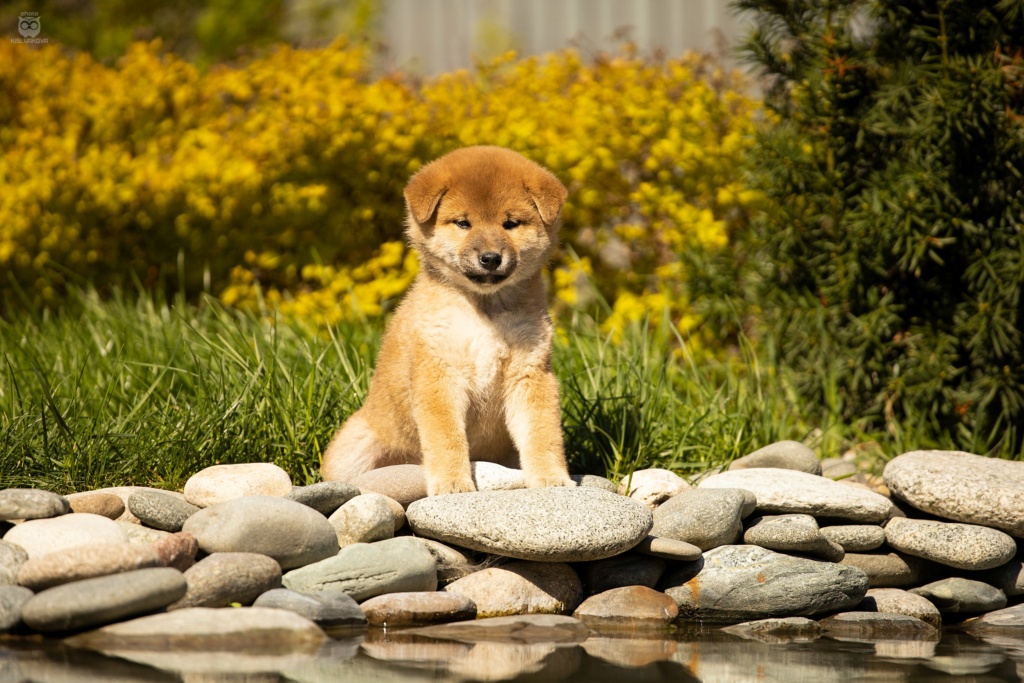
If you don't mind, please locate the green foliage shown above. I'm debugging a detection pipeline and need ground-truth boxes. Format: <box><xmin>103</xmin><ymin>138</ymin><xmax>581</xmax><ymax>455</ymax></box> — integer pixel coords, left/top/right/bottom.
<box><xmin>737</xmin><ymin>0</ymin><xmax>1024</xmax><ymax>454</ymax></box>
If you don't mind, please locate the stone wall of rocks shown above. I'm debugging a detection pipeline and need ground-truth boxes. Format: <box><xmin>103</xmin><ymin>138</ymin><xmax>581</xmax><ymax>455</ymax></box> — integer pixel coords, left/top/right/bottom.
<box><xmin>1</xmin><ymin>445</ymin><xmax>1023</xmax><ymax>656</ymax></box>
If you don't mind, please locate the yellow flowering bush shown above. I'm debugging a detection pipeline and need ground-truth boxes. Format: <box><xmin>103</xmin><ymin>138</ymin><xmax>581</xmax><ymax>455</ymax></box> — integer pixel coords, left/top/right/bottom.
<box><xmin>1</xmin><ymin>40</ymin><xmax>760</xmax><ymax>338</ymax></box>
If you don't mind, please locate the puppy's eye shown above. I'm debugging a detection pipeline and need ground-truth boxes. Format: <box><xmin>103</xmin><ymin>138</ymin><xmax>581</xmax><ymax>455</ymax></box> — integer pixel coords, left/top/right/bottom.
<box><xmin>454</xmin><ymin>219</ymin><xmax>471</xmax><ymax>229</ymax></box>
<box><xmin>502</xmin><ymin>219</ymin><xmax>521</xmax><ymax>230</ymax></box>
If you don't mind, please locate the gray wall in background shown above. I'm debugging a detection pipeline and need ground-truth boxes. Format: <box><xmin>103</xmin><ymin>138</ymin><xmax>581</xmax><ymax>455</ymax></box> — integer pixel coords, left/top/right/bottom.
<box><xmin>379</xmin><ymin>0</ymin><xmax>747</xmax><ymax>75</ymax></box>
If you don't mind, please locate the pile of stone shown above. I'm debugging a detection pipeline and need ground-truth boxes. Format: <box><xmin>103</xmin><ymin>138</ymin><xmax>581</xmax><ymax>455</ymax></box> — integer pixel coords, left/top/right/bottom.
<box><xmin>0</xmin><ymin>444</ymin><xmax>1022</xmax><ymax>656</ymax></box>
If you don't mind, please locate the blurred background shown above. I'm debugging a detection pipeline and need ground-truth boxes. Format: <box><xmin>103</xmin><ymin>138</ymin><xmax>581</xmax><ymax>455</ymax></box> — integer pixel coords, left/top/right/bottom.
<box><xmin>2</xmin><ymin>0</ymin><xmax>747</xmax><ymax>70</ymax></box>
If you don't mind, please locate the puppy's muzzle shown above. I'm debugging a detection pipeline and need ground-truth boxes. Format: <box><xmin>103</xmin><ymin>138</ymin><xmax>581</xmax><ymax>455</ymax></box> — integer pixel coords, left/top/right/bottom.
<box><xmin>465</xmin><ymin>251</ymin><xmax>517</xmax><ymax>285</ymax></box>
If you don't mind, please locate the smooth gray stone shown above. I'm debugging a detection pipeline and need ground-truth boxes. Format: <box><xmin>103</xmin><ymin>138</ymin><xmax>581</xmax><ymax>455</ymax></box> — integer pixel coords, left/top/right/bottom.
<box><xmin>729</xmin><ymin>441</ymin><xmax>822</xmax><ymax>475</ymax></box>
<box><xmin>360</xmin><ymin>591</ymin><xmax>477</xmax><ymax>626</ymax></box>
<box><xmin>406</xmin><ymin>487</ymin><xmax>652</xmax><ymax>562</ymax></box>
<box><xmin>884</xmin><ymin>517</ymin><xmax>1017</xmax><ymax>570</ymax></box>
<box><xmin>350</xmin><ymin>465</ymin><xmax>427</xmax><ymax>507</ymax></box>
<box><xmin>818</xmin><ymin>612</ymin><xmax>938</xmax><ymax>639</ymax></box>
<box><xmin>860</xmin><ymin>588</ymin><xmax>943</xmax><ymax>628</ymax></box>
<box><xmin>964</xmin><ymin>603</ymin><xmax>1024</xmax><ymax>635</ymax></box>
<box><xmin>570</xmin><ymin>474</ymin><xmax>618</xmax><ymax>492</ymax></box>
<box><xmin>0</xmin><ymin>585</ymin><xmax>33</xmax><ymax>632</ymax></box>
<box><xmin>883</xmin><ymin>450</ymin><xmax>1024</xmax><ymax>536</ymax></box>
<box><xmin>651</xmin><ymin>489</ymin><xmax>752</xmax><ymax>551</ymax></box>
<box><xmin>820</xmin><ymin>525</ymin><xmax>886</xmax><ymax>552</ymax></box>
<box><xmin>16</xmin><ymin>541</ymin><xmax>165</xmax><ymax>590</ymax></box>
<box><xmin>700</xmin><ymin>468</ymin><xmax>894</xmax><ymax>522</ymax></box>
<box><xmin>182</xmin><ymin>496</ymin><xmax>339</xmax><ymax>570</ymax></box>
<box><xmin>283</xmin><ymin>537</ymin><xmax>437</xmax><ymax>601</ymax></box>
<box><xmin>127</xmin><ymin>490</ymin><xmax>200</xmax><ymax>532</ymax></box>
<box><xmin>444</xmin><ymin>561</ymin><xmax>582</xmax><ymax>618</ymax></box>
<box><xmin>403</xmin><ymin>614</ymin><xmax>589</xmax><ymax>644</ymax></box>
<box><xmin>169</xmin><ymin>552</ymin><xmax>282</xmax><ymax>609</ymax></box>
<box><xmin>721</xmin><ymin>617</ymin><xmax>822</xmax><ymax>643</ymax></box>
<box><xmin>572</xmin><ymin>585</ymin><xmax>678</xmax><ymax>627</ymax></box>
<box><xmin>0</xmin><ymin>540</ymin><xmax>28</xmax><ymax>585</ymax></box>
<box><xmin>743</xmin><ymin>514</ymin><xmax>844</xmax><ymax>562</ymax></box>
<box><xmin>4</xmin><ymin>513</ymin><xmax>128</xmax><ymax>559</ymax></box>
<box><xmin>253</xmin><ymin>588</ymin><xmax>366</xmax><ymax>627</ymax></box>
<box><xmin>661</xmin><ymin>545</ymin><xmax>868</xmax><ymax>624</ymax></box>
<box><xmin>21</xmin><ymin>567</ymin><xmax>186</xmax><ymax>632</ymax></box>
<box><xmin>65</xmin><ymin>606</ymin><xmax>325</xmax><ymax>652</ymax></box>
<box><xmin>910</xmin><ymin>578</ymin><xmax>1007</xmax><ymax>614</ymax></box>
<box><xmin>0</xmin><ymin>489</ymin><xmax>69</xmax><ymax>521</ymax></box>
<box><xmin>287</xmin><ymin>481</ymin><xmax>360</xmax><ymax>516</ymax></box>
<box><xmin>577</xmin><ymin>553</ymin><xmax>666</xmax><ymax>595</ymax></box>
<box><xmin>840</xmin><ymin>551</ymin><xmax>925</xmax><ymax>588</ymax></box>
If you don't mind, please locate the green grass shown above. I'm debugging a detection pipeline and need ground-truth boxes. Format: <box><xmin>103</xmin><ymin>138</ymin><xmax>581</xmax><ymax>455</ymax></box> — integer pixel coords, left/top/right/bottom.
<box><xmin>0</xmin><ymin>287</ymin><xmax>975</xmax><ymax>494</ymax></box>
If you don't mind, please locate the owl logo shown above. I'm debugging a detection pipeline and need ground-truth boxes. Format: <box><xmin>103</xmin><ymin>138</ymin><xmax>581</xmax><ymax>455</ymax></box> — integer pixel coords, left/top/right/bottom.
<box><xmin>18</xmin><ymin>14</ymin><xmax>41</xmax><ymax>38</ymax></box>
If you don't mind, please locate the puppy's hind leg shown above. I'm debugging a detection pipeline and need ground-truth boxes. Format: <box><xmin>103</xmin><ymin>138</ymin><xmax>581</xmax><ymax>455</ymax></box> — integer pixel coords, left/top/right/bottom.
<box><xmin>321</xmin><ymin>412</ymin><xmax>390</xmax><ymax>482</ymax></box>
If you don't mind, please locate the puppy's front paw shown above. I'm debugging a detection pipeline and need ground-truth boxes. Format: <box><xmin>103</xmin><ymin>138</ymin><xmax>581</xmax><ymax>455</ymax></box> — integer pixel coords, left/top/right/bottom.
<box><xmin>428</xmin><ymin>476</ymin><xmax>477</xmax><ymax>496</ymax></box>
<box><xmin>526</xmin><ymin>473</ymin><xmax>577</xmax><ymax>489</ymax></box>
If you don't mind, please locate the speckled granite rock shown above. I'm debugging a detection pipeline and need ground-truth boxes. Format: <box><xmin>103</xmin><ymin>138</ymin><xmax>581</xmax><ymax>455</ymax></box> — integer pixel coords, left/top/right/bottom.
<box><xmin>884</xmin><ymin>450</ymin><xmax>1024</xmax><ymax>536</ymax></box>
<box><xmin>699</xmin><ymin>468</ymin><xmax>893</xmax><ymax>523</ymax></box>
<box><xmin>884</xmin><ymin>517</ymin><xmax>1016</xmax><ymax>570</ymax></box>
<box><xmin>406</xmin><ymin>487</ymin><xmax>652</xmax><ymax>562</ymax></box>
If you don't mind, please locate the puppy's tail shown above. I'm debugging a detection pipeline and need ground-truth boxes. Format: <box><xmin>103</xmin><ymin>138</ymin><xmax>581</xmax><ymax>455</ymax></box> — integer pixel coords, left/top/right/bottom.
<box><xmin>320</xmin><ymin>412</ymin><xmax>384</xmax><ymax>482</ymax></box>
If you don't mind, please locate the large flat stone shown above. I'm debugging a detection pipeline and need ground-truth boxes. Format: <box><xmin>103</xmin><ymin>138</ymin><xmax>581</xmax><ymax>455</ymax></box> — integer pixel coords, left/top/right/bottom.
<box><xmin>21</xmin><ymin>567</ymin><xmax>186</xmax><ymax>632</ymax></box>
<box><xmin>65</xmin><ymin>606</ymin><xmax>325</xmax><ymax>653</ymax></box>
<box><xmin>17</xmin><ymin>542</ymin><xmax>164</xmax><ymax>590</ymax></box>
<box><xmin>699</xmin><ymin>468</ymin><xmax>893</xmax><ymax>522</ymax></box>
<box><xmin>660</xmin><ymin>545</ymin><xmax>868</xmax><ymax>624</ymax></box>
<box><xmin>406</xmin><ymin>487</ymin><xmax>652</xmax><ymax>562</ymax></box>
<box><xmin>883</xmin><ymin>450</ymin><xmax>1024</xmax><ymax>536</ymax></box>
<box><xmin>884</xmin><ymin>517</ymin><xmax>1016</xmax><ymax>570</ymax></box>
<box><xmin>282</xmin><ymin>537</ymin><xmax>436</xmax><ymax>601</ymax></box>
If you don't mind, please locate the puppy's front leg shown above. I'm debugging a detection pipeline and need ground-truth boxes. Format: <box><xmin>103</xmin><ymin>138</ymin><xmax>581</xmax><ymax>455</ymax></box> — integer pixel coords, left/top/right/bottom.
<box><xmin>505</xmin><ymin>367</ymin><xmax>575</xmax><ymax>488</ymax></box>
<box><xmin>412</xmin><ymin>355</ymin><xmax>476</xmax><ymax>496</ymax></box>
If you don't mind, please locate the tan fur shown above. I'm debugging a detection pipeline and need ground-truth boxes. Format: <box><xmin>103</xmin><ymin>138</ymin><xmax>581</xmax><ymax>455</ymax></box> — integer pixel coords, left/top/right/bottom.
<box><xmin>321</xmin><ymin>146</ymin><xmax>575</xmax><ymax>495</ymax></box>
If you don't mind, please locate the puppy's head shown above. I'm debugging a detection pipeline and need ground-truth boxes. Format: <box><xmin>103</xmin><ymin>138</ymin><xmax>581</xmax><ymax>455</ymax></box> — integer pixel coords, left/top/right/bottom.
<box><xmin>404</xmin><ymin>146</ymin><xmax>568</xmax><ymax>294</ymax></box>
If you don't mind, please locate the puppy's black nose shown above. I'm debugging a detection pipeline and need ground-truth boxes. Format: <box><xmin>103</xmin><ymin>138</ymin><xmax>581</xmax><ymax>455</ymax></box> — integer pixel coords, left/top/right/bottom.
<box><xmin>479</xmin><ymin>252</ymin><xmax>502</xmax><ymax>271</ymax></box>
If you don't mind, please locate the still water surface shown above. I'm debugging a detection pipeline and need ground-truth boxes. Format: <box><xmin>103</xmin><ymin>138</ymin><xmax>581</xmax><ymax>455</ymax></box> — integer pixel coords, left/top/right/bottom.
<box><xmin>2</xmin><ymin>626</ymin><xmax>1023</xmax><ymax>682</ymax></box>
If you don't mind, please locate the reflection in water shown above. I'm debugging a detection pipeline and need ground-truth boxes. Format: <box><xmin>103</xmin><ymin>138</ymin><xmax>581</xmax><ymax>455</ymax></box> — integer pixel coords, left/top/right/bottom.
<box><xmin>0</xmin><ymin>626</ymin><xmax>1021</xmax><ymax>682</ymax></box>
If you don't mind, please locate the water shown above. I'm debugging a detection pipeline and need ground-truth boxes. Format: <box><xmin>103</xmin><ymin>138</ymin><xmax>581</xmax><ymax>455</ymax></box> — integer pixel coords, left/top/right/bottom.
<box><xmin>2</xmin><ymin>625</ymin><xmax>1023</xmax><ymax>683</ymax></box>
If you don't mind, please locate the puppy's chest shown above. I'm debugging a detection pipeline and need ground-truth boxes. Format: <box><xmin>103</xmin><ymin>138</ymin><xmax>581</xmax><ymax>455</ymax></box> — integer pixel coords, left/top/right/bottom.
<box><xmin>440</xmin><ymin>310</ymin><xmax>543</xmax><ymax>393</ymax></box>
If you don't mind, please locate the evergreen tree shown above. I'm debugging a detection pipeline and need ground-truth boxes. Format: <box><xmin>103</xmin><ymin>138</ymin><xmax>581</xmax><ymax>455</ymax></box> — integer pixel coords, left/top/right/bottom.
<box><xmin>737</xmin><ymin>0</ymin><xmax>1024</xmax><ymax>453</ymax></box>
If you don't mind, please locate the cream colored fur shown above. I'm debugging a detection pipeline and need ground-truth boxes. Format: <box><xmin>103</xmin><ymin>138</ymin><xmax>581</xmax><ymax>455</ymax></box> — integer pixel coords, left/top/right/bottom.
<box><xmin>321</xmin><ymin>146</ymin><xmax>574</xmax><ymax>496</ymax></box>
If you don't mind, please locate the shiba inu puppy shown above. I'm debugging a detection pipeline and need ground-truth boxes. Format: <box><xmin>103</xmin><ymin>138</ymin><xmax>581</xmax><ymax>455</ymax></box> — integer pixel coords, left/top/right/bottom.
<box><xmin>321</xmin><ymin>146</ymin><xmax>575</xmax><ymax>495</ymax></box>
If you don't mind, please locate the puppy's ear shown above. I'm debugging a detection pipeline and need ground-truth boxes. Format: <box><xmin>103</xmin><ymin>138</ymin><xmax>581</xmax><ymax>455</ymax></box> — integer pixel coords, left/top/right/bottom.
<box><xmin>404</xmin><ymin>163</ymin><xmax>449</xmax><ymax>225</ymax></box>
<box><xmin>524</xmin><ymin>169</ymin><xmax>568</xmax><ymax>226</ymax></box>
